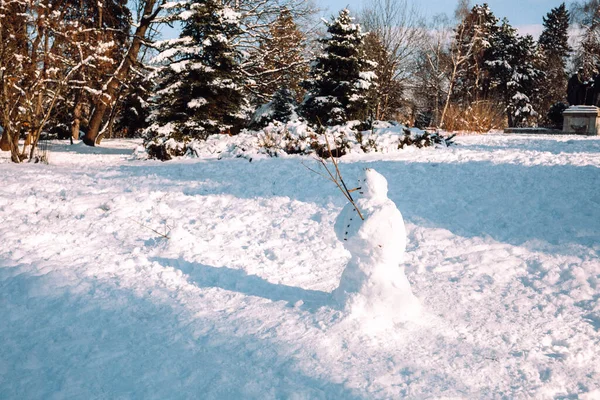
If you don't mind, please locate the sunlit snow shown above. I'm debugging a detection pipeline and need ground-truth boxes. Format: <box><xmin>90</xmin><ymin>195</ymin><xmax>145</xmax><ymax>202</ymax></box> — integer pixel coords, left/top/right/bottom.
<box><xmin>1</xmin><ymin>134</ymin><xmax>599</xmax><ymax>398</ymax></box>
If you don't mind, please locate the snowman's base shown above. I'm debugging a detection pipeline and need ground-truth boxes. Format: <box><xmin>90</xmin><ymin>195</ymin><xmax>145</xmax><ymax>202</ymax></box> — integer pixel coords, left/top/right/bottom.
<box><xmin>336</xmin><ymin>290</ymin><xmax>421</xmax><ymax>323</ymax></box>
<box><xmin>334</xmin><ymin>260</ymin><xmax>421</xmax><ymax>325</ymax></box>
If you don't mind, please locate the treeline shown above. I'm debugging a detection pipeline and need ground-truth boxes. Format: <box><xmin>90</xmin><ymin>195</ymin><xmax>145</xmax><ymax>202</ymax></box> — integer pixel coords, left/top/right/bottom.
<box><xmin>0</xmin><ymin>0</ymin><xmax>597</xmax><ymax>163</ymax></box>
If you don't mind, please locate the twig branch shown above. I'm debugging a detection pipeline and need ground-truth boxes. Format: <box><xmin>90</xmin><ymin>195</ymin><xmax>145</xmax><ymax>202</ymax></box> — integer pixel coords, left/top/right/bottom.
<box><xmin>128</xmin><ymin>217</ymin><xmax>170</xmax><ymax>239</ymax></box>
<box><xmin>303</xmin><ymin>119</ymin><xmax>365</xmax><ymax>221</ymax></box>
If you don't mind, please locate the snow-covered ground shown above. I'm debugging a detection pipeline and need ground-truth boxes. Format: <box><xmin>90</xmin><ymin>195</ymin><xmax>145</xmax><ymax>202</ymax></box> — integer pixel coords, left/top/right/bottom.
<box><xmin>1</xmin><ymin>134</ymin><xmax>599</xmax><ymax>399</ymax></box>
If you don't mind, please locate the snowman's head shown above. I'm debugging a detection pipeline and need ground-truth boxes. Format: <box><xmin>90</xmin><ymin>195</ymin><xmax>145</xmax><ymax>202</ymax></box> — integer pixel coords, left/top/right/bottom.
<box><xmin>358</xmin><ymin>168</ymin><xmax>388</xmax><ymax>200</ymax></box>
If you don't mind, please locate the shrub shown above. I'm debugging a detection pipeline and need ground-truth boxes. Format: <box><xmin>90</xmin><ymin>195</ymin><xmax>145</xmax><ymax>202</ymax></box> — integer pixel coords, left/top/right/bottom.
<box><xmin>547</xmin><ymin>102</ymin><xmax>568</xmax><ymax>130</ymax></box>
<box><xmin>443</xmin><ymin>101</ymin><xmax>506</xmax><ymax>133</ymax></box>
<box><xmin>398</xmin><ymin>127</ymin><xmax>455</xmax><ymax>149</ymax></box>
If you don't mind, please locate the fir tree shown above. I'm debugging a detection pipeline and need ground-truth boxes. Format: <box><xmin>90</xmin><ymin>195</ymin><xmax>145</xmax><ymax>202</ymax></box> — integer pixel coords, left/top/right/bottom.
<box><xmin>537</xmin><ymin>3</ymin><xmax>571</xmax><ymax>123</ymax></box>
<box><xmin>249</xmin><ymin>86</ymin><xmax>298</xmax><ymax>128</ymax></box>
<box><xmin>113</xmin><ymin>74</ymin><xmax>153</xmax><ymax>138</ymax></box>
<box><xmin>270</xmin><ymin>87</ymin><xmax>298</xmax><ymax>123</ymax></box>
<box><xmin>300</xmin><ymin>9</ymin><xmax>376</xmax><ymax>126</ymax></box>
<box><xmin>486</xmin><ymin>20</ymin><xmax>543</xmax><ymax>127</ymax></box>
<box><xmin>148</xmin><ymin>0</ymin><xmax>246</xmax><ymax>147</ymax></box>
<box><xmin>510</xmin><ymin>35</ymin><xmax>544</xmax><ymax>127</ymax></box>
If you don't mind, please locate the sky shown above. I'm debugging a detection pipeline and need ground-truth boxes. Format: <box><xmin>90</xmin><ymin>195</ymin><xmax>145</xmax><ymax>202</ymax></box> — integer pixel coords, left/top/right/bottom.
<box><xmin>322</xmin><ymin>0</ymin><xmax>569</xmax><ymax>38</ymax></box>
<box><xmin>158</xmin><ymin>0</ymin><xmax>570</xmax><ymax>40</ymax></box>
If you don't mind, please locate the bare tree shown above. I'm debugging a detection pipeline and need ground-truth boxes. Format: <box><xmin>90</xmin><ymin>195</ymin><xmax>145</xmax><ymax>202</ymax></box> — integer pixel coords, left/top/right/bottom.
<box><xmin>358</xmin><ymin>0</ymin><xmax>426</xmax><ymax>119</ymax></box>
<box><xmin>414</xmin><ymin>14</ymin><xmax>453</xmax><ymax>127</ymax></box>
<box><xmin>0</xmin><ymin>0</ymin><xmax>28</xmax><ymax>161</ymax></box>
<box><xmin>572</xmin><ymin>0</ymin><xmax>600</xmax><ymax>77</ymax></box>
<box><xmin>439</xmin><ymin>15</ymin><xmax>478</xmax><ymax>128</ymax></box>
<box><xmin>454</xmin><ymin>0</ymin><xmax>471</xmax><ymax>21</ymax></box>
<box><xmin>360</xmin><ymin>0</ymin><xmax>426</xmax><ymax>83</ymax></box>
<box><xmin>82</xmin><ymin>0</ymin><xmax>165</xmax><ymax>146</ymax></box>
<box><xmin>0</xmin><ymin>0</ymin><xmax>101</xmax><ymax>162</ymax></box>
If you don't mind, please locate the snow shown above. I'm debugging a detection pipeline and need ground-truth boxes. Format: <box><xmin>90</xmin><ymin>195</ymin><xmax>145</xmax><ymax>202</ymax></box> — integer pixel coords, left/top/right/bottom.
<box><xmin>1</xmin><ymin>133</ymin><xmax>600</xmax><ymax>398</ymax></box>
<box><xmin>187</xmin><ymin>98</ymin><xmax>208</xmax><ymax>109</ymax></box>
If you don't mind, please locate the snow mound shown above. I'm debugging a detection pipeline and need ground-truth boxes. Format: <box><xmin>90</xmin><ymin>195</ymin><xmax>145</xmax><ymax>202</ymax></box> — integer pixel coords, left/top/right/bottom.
<box><xmin>333</xmin><ymin>169</ymin><xmax>420</xmax><ymax>326</ymax></box>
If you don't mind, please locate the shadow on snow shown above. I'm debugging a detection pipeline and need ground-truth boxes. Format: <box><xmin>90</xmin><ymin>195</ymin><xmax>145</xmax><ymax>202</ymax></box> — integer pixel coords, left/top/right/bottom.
<box><xmin>151</xmin><ymin>257</ymin><xmax>332</xmax><ymax>312</ymax></box>
<box><xmin>0</xmin><ymin>265</ymin><xmax>356</xmax><ymax>400</ymax></box>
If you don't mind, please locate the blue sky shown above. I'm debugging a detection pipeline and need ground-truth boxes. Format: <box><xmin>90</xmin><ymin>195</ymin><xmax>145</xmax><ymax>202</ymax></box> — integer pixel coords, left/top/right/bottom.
<box><xmin>158</xmin><ymin>0</ymin><xmax>569</xmax><ymax>39</ymax></box>
<box><xmin>323</xmin><ymin>0</ymin><xmax>568</xmax><ymax>37</ymax></box>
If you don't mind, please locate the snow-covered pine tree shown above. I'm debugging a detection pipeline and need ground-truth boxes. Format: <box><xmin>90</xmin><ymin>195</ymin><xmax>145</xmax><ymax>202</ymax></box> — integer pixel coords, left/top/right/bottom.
<box><xmin>246</xmin><ymin>8</ymin><xmax>308</xmax><ymax>104</ymax></box>
<box><xmin>146</xmin><ymin>0</ymin><xmax>246</xmax><ymax>158</ymax></box>
<box><xmin>112</xmin><ymin>73</ymin><xmax>153</xmax><ymax>138</ymax></box>
<box><xmin>452</xmin><ymin>4</ymin><xmax>499</xmax><ymax>105</ymax></box>
<box><xmin>249</xmin><ymin>86</ymin><xmax>298</xmax><ymax>128</ymax></box>
<box><xmin>270</xmin><ymin>87</ymin><xmax>298</xmax><ymax>122</ymax></box>
<box><xmin>486</xmin><ymin>20</ymin><xmax>543</xmax><ymax>127</ymax></box>
<box><xmin>300</xmin><ymin>9</ymin><xmax>376</xmax><ymax>126</ymax></box>
<box><xmin>537</xmin><ymin>3</ymin><xmax>571</xmax><ymax>124</ymax></box>
<box><xmin>510</xmin><ymin>35</ymin><xmax>544</xmax><ymax>127</ymax></box>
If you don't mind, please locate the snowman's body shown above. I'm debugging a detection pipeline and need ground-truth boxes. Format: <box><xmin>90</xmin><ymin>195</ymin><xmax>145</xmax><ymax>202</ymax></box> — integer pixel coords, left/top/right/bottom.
<box><xmin>333</xmin><ymin>169</ymin><xmax>420</xmax><ymax>322</ymax></box>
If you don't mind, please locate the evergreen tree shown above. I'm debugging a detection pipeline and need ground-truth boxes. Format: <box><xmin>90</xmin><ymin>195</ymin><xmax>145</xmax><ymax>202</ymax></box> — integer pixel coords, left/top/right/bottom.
<box><xmin>486</xmin><ymin>20</ymin><xmax>543</xmax><ymax>127</ymax></box>
<box><xmin>300</xmin><ymin>9</ymin><xmax>376</xmax><ymax>126</ymax></box>
<box><xmin>112</xmin><ymin>74</ymin><xmax>153</xmax><ymax>138</ymax></box>
<box><xmin>270</xmin><ymin>87</ymin><xmax>298</xmax><ymax>123</ymax></box>
<box><xmin>249</xmin><ymin>86</ymin><xmax>298</xmax><ymax>128</ymax></box>
<box><xmin>510</xmin><ymin>35</ymin><xmax>544</xmax><ymax>127</ymax></box>
<box><xmin>537</xmin><ymin>3</ymin><xmax>571</xmax><ymax>123</ymax></box>
<box><xmin>247</xmin><ymin>8</ymin><xmax>308</xmax><ymax>103</ymax></box>
<box><xmin>452</xmin><ymin>3</ymin><xmax>499</xmax><ymax>105</ymax></box>
<box><xmin>149</xmin><ymin>0</ymin><xmax>246</xmax><ymax>146</ymax></box>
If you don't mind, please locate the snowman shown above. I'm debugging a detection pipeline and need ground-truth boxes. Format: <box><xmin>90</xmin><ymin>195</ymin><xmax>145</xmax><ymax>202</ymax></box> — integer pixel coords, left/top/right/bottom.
<box><xmin>333</xmin><ymin>168</ymin><xmax>420</xmax><ymax>323</ymax></box>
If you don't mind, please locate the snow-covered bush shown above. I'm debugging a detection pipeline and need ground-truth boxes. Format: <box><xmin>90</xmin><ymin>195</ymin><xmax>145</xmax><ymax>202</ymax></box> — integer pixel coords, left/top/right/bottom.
<box><xmin>145</xmin><ymin>124</ymin><xmax>189</xmax><ymax>161</ymax></box>
<box><xmin>398</xmin><ymin>127</ymin><xmax>455</xmax><ymax>149</ymax></box>
<box><xmin>143</xmin><ymin>119</ymin><xmax>454</xmax><ymax>161</ymax></box>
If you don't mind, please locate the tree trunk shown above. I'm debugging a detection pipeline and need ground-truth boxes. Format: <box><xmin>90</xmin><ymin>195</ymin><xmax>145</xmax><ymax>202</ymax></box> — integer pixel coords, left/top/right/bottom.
<box><xmin>82</xmin><ymin>0</ymin><xmax>160</xmax><ymax>146</ymax></box>
<box><xmin>2</xmin><ymin>127</ymin><xmax>22</xmax><ymax>163</ymax></box>
<box><xmin>440</xmin><ymin>64</ymin><xmax>458</xmax><ymax>129</ymax></box>
<box><xmin>71</xmin><ymin>98</ymin><xmax>82</xmax><ymax>141</ymax></box>
<box><xmin>0</xmin><ymin>129</ymin><xmax>9</xmax><ymax>151</ymax></box>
